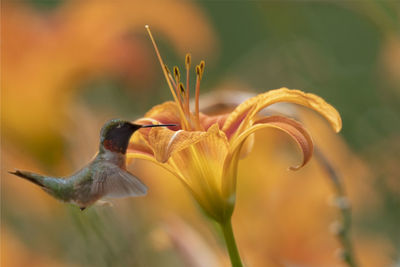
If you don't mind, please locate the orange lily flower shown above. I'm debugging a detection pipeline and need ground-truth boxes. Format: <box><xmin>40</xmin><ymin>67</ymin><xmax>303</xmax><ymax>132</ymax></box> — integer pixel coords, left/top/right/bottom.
<box><xmin>127</xmin><ymin>27</ymin><xmax>342</xmax><ymax>224</ymax></box>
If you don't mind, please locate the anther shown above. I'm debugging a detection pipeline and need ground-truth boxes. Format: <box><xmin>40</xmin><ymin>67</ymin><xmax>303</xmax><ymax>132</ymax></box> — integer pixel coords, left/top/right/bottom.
<box><xmin>185</xmin><ymin>53</ymin><xmax>191</xmax><ymax>68</ymax></box>
<box><xmin>200</xmin><ymin>60</ymin><xmax>205</xmax><ymax>74</ymax></box>
<box><xmin>163</xmin><ymin>64</ymin><xmax>177</xmax><ymax>88</ymax></box>
<box><xmin>173</xmin><ymin>66</ymin><xmax>181</xmax><ymax>82</ymax></box>
<box><xmin>196</xmin><ymin>65</ymin><xmax>201</xmax><ymax>77</ymax></box>
<box><xmin>179</xmin><ymin>83</ymin><xmax>185</xmax><ymax>94</ymax></box>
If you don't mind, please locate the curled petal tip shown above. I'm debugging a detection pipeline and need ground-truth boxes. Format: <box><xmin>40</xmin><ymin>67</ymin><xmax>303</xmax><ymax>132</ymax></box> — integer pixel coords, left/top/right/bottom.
<box><xmin>288</xmin><ymin>153</ymin><xmax>312</xmax><ymax>171</ymax></box>
<box><xmin>289</xmin><ymin>165</ymin><xmax>303</xmax><ymax>171</ymax></box>
<box><xmin>334</xmin><ymin>117</ymin><xmax>343</xmax><ymax>133</ymax></box>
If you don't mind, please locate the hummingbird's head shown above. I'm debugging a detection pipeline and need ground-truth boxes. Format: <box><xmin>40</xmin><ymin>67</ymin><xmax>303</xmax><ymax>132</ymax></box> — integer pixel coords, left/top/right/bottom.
<box><xmin>99</xmin><ymin>119</ymin><xmax>142</xmax><ymax>154</ymax></box>
<box><xmin>99</xmin><ymin>119</ymin><xmax>176</xmax><ymax>154</ymax></box>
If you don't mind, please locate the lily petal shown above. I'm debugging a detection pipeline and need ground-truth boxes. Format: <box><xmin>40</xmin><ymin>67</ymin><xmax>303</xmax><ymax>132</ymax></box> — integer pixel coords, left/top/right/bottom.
<box><xmin>222</xmin><ymin>116</ymin><xmax>314</xmax><ymax>204</ymax></box>
<box><xmin>127</xmin><ymin>142</ymin><xmax>154</xmax><ymax>157</ymax></box>
<box><xmin>139</xmin><ymin>101</ymin><xmax>183</xmax><ymax>127</ymax></box>
<box><xmin>222</xmin><ymin>88</ymin><xmax>342</xmax><ymax>138</ymax></box>
<box><xmin>129</xmin><ymin>126</ymin><xmax>154</xmax><ymax>150</ymax></box>
<box><xmin>199</xmin><ymin>112</ymin><xmax>229</xmax><ymax>131</ymax></box>
<box><xmin>222</xmin><ymin>105</ymin><xmax>256</xmax><ymax>140</ymax></box>
<box><xmin>148</xmin><ymin>127</ymin><xmax>208</xmax><ymax>163</ymax></box>
<box><xmin>126</xmin><ymin>151</ymin><xmax>198</xmax><ymax>199</ymax></box>
<box><xmin>256</xmin><ymin>116</ymin><xmax>313</xmax><ymax>170</ymax></box>
<box><xmin>166</xmin><ymin>124</ymin><xmax>230</xmax><ymax>221</ymax></box>
<box><xmin>233</xmin><ymin>115</ymin><xmax>313</xmax><ymax>170</ymax></box>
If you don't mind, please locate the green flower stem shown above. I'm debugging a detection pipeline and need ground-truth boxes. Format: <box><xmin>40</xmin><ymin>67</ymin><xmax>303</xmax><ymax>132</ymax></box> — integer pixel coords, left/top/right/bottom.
<box><xmin>220</xmin><ymin>219</ymin><xmax>244</xmax><ymax>267</ymax></box>
<box><xmin>315</xmin><ymin>147</ymin><xmax>358</xmax><ymax>267</ymax></box>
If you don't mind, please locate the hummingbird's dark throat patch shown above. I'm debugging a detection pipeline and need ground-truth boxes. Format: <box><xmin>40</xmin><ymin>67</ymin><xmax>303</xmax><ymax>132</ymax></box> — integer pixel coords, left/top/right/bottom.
<box><xmin>102</xmin><ymin>123</ymin><xmax>140</xmax><ymax>154</ymax></box>
<box><xmin>103</xmin><ymin>139</ymin><xmax>129</xmax><ymax>154</ymax></box>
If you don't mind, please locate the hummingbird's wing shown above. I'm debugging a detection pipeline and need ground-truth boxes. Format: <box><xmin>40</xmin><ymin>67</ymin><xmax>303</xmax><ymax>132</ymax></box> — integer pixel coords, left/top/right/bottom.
<box><xmin>92</xmin><ymin>163</ymin><xmax>148</xmax><ymax>199</ymax></box>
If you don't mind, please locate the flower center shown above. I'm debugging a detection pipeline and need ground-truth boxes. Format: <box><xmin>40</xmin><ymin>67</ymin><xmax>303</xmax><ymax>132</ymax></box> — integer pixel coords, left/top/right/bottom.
<box><xmin>145</xmin><ymin>25</ymin><xmax>205</xmax><ymax>131</ymax></box>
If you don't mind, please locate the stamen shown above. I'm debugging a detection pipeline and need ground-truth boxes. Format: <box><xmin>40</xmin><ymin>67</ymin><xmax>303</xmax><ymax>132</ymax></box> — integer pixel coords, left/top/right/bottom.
<box><xmin>165</xmin><ymin>64</ymin><xmax>177</xmax><ymax>89</ymax></box>
<box><xmin>185</xmin><ymin>53</ymin><xmax>191</xmax><ymax>114</ymax></box>
<box><xmin>185</xmin><ymin>53</ymin><xmax>191</xmax><ymax>68</ymax></box>
<box><xmin>173</xmin><ymin>67</ymin><xmax>183</xmax><ymax>106</ymax></box>
<box><xmin>178</xmin><ymin>83</ymin><xmax>187</xmax><ymax>113</ymax></box>
<box><xmin>194</xmin><ymin>64</ymin><xmax>203</xmax><ymax>128</ymax></box>
<box><xmin>195</xmin><ymin>65</ymin><xmax>201</xmax><ymax>77</ymax></box>
<box><xmin>199</xmin><ymin>60</ymin><xmax>205</xmax><ymax>78</ymax></box>
<box><xmin>175</xmin><ymin>80</ymin><xmax>184</xmax><ymax>111</ymax></box>
<box><xmin>145</xmin><ymin>25</ymin><xmax>188</xmax><ymax>129</ymax></box>
<box><xmin>179</xmin><ymin>83</ymin><xmax>185</xmax><ymax>95</ymax></box>
<box><xmin>173</xmin><ymin>66</ymin><xmax>181</xmax><ymax>83</ymax></box>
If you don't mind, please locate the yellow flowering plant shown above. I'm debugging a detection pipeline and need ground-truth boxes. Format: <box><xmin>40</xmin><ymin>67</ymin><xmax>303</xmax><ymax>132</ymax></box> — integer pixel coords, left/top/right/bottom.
<box><xmin>127</xmin><ymin>26</ymin><xmax>342</xmax><ymax>266</ymax></box>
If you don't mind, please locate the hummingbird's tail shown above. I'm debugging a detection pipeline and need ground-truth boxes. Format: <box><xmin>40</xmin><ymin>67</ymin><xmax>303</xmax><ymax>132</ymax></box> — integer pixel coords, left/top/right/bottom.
<box><xmin>8</xmin><ymin>170</ymin><xmax>45</xmax><ymax>187</ymax></box>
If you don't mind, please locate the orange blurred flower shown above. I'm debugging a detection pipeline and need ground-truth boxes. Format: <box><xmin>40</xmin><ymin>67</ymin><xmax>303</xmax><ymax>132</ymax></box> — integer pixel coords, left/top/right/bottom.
<box><xmin>1</xmin><ymin>0</ymin><xmax>216</xmax><ymax>161</ymax></box>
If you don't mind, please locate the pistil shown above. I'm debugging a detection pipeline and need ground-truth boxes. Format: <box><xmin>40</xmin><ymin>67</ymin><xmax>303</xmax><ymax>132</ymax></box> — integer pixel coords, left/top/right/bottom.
<box><xmin>145</xmin><ymin>25</ymin><xmax>189</xmax><ymax>129</ymax></box>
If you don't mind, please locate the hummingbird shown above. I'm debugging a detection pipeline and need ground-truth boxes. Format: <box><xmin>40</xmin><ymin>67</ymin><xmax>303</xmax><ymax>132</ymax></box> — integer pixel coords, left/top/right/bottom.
<box><xmin>9</xmin><ymin>119</ymin><xmax>175</xmax><ymax>211</ymax></box>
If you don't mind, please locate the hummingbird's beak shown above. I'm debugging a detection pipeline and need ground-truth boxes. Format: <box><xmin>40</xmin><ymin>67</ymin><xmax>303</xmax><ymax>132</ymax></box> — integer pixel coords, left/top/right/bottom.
<box><xmin>127</xmin><ymin>123</ymin><xmax>177</xmax><ymax>132</ymax></box>
<box><xmin>139</xmin><ymin>124</ymin><xmax>177</xmax><ymax>128</ymax></box>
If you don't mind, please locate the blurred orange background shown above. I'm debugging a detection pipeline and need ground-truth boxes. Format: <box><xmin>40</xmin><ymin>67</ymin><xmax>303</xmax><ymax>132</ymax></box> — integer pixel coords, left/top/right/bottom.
<box><xmin>2</xmin><ymin>0</ymin><xmax>399</xmax><ymax>266</ymax></box>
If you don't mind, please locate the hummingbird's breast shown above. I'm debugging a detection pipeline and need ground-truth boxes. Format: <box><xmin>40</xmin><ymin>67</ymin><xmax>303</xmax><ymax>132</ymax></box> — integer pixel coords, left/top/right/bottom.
<box><xmin>98</xmin><ymin>149</ymin><xmax>126</xmax><ymax>168</ymax></box>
